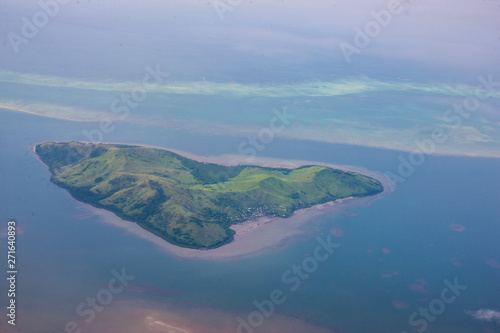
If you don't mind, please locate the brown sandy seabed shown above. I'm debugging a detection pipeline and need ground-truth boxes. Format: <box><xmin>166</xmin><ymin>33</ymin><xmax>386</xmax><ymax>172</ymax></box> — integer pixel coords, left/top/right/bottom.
<box><xmin>6</xmin><ymin>298</ymin><xmax>339</xmax><ymax>333</ymax></box>
<box><xmin>30</xmin><ymin>141</ymin><xmax>395</xmax><ymax>260</ymax></box>
<box><xmin>24</xmin><ymin>142</ymin><xmax>395</xmax><ymax>333</ymax></box>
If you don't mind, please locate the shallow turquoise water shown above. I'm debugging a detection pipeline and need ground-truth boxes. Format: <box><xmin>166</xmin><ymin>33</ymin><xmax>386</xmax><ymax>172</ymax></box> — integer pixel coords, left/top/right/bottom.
<box><xmin>1</xmin><ymin>1</ymin><xmax>499</xmax><ymax>331</ymax></box>
<box><xmin>0</xmin><ymin>110</ymin><xmax>499</xmax><ymax>332</ymax></box>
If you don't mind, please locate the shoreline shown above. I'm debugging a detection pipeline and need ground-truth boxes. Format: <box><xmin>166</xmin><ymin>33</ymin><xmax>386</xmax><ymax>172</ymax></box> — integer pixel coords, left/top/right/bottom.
<box><xmin>30</xmin><ymin>141</ymin><xmax>395</xmax><ymax>259</ymax></box>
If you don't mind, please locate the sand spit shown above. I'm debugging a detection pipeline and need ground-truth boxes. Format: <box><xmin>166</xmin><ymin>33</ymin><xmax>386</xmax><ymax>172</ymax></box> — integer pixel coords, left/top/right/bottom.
<box><xmin>32</xmin><ymin>141</ymin><xmax>395</xmax><ymax>260</ymax></box>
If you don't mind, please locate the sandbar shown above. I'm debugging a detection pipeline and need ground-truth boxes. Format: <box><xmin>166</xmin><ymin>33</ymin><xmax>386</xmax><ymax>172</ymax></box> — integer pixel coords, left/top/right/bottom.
<box><xmin>30</xmin><ymin>141</ymin><xmax>395</xmax><ymax>260</ymax></box>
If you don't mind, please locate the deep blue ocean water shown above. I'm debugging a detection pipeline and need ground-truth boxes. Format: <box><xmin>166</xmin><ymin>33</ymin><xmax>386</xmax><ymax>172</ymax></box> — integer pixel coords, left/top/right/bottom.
<box><xmin>0</xmin><ymin>109</ymin><xmax>499</xmax><ymax>333</ymax></box>
<box><xmin>1</xmin><ymin>2</ymin><xmax>499</xmax><ymax>330</ymax></box>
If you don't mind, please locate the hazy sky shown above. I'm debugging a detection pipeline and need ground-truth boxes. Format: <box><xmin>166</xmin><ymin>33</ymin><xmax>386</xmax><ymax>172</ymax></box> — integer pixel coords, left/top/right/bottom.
<box><xmin>1</xmin><ymin>0</ymin><xmax>499</xmax><ymax>82</ymax></box>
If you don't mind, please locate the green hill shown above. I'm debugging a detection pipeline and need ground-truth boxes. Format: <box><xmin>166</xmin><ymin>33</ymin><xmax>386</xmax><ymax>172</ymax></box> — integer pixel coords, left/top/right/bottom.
<box><xmin>36</xmin><ymin>142</ymin><xmax>383</xmax><ymax>249</ymax></box>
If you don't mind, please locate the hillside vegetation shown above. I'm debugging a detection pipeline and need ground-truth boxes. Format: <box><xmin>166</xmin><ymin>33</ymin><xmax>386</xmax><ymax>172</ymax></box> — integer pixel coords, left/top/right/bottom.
<box><xmin>36</xmin><ymin>142</ymin><xmax>383</xmax><ymax>248</ymax></box>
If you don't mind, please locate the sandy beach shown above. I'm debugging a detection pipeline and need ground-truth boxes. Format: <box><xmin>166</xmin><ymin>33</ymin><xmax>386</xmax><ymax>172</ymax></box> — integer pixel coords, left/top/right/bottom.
<box><xmin>31</xmin><ymin>141</ymin><xmax>395</xmax><ymax>260</ymax></box>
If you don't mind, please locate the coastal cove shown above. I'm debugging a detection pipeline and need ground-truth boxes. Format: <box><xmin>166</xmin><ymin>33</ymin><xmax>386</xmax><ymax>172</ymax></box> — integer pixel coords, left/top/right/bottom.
<box><xmin>32</xmin><ymin>142</ymin><xmax>393</xmax><ymax>259</ymax></box>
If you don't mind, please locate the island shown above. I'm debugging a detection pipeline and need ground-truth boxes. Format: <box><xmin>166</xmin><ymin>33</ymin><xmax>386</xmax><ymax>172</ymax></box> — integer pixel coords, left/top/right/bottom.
<box><xmin>35</xmin><ymin>142</ymin><xmax>383</xmax><ymax>249</ymax></box>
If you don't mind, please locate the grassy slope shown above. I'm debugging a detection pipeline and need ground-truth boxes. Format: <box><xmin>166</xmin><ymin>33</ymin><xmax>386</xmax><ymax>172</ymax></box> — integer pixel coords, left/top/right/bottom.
<box><xmin>36</xmin><ymin>142</ymin><xmax>383</xmax><ymax>249</ymax></box>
